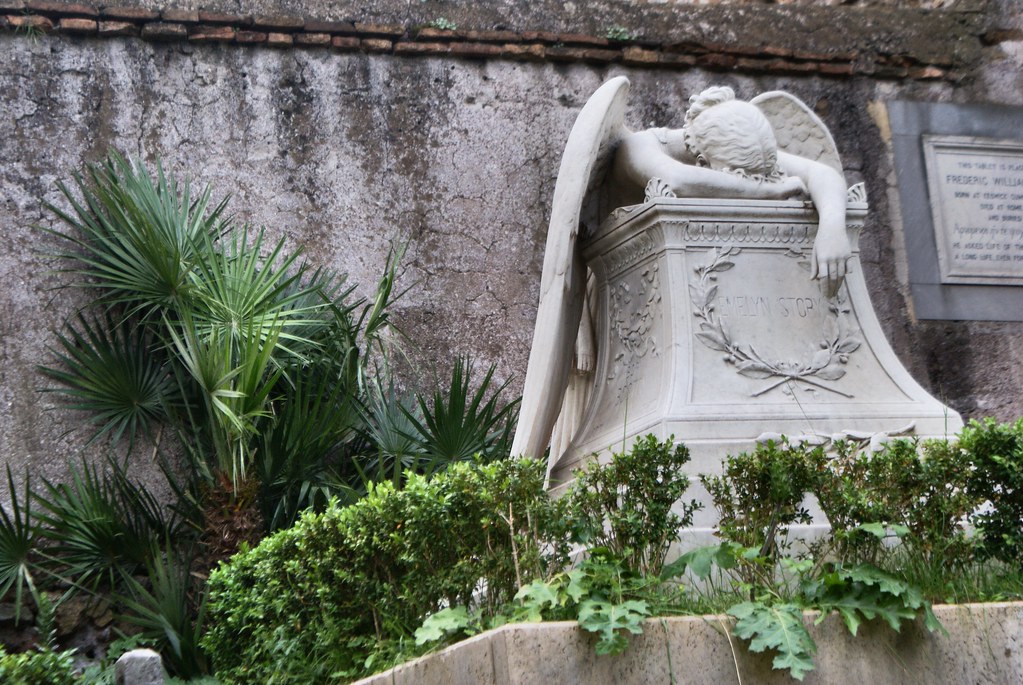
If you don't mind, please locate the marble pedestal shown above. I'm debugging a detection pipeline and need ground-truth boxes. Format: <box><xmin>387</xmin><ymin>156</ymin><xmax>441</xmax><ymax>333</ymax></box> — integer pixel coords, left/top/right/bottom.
<box><xmin>548</xmin><ymin>198</ymin><xmax>963</xmax><ymax>505</ymax></box>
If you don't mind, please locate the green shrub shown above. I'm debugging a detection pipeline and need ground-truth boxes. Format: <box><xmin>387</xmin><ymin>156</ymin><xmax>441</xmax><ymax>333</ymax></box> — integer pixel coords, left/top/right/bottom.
<box><xmin>568</xmin><ymin>434</ymin><xmax>699</xmax><ymax>576</ymax></box>
<box><xmin>39</xmin><ymin>151</ymin><xmax>402</xmax><ymax>517</ymax></box>
<box><xmin>0</xmin><ymin>645</ymin><xmax>79</xmax><ymax>685</ymax></box>
<box><xmin>815</xmin><ymin>439</ymin><xmax>977</xmax><ymax>566</ymax></box>
<box><xmin>962</xmin><ymin>418</ymin><xmax>1023</xmax><ymax>568</ymax></box>
<box><xmin>36</xmin><ymin>153</ymin><xmax>533</xmax><ymax>680</ymax></box>
<box><xmin>412</xmin><ymin>436</ymin><xmax>702</xmax><ymax>658</ymax></box>
<box><xmin>702</xmin><ymin>440</ymin><xmax>825</xmax><ymax>556</ymax></box>
<box><xmin>202</xmin><ymin>457</ymin><xmax>568</xmax><ymax>683</ymax></box>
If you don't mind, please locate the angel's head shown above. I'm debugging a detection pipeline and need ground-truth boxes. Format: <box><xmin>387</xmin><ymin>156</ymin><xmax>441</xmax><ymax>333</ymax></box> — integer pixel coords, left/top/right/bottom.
<box><xmin>683</xmin><ymin>86</ymin><xmax>780</xmax><ymax>180</ymax></box>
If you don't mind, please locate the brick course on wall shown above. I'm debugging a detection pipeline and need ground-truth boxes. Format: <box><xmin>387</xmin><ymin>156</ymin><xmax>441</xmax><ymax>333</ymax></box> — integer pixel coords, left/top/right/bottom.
<box><xmin>0</xmin><ymin>0</ymin><xmax>1000</xmax><ymax>81</ymax></box>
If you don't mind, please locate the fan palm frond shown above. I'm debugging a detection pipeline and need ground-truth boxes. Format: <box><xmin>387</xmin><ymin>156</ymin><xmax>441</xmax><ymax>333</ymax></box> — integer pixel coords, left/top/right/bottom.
<box><xmin>39</xmin><ymin>313</ymin><xmax>170</xmax><ymax>447</ymax></box>
<box><xmin>41</xmin><ymin>151</ymin><xmax>226</xmax><ymax>318</ymax></box>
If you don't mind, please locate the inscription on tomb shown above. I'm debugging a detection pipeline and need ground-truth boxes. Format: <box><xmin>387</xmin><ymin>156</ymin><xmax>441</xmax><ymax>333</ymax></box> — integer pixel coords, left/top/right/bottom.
<box><xmin>690</xmin><ymin>246</ymin><xmax>861</xmax><ymax>400</ymax></box>
<box><xmin>922</xmin><ymin>135</ymin><xmax>1023</xmax><ymax>285</ymax></box>
<box><xmin>716</xmin><ymin>295</ymin><xmax>822</xmax><ymax>320</ymax></box>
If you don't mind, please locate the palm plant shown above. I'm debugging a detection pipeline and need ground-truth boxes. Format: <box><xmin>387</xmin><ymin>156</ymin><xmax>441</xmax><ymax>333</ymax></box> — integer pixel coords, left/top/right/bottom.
<box><xmin>41</xmin><ymin>151</ymin><xmax>226</xmax><ymax>317</ymax></box>
<box><xmin>33</xmin><ymin>151</ymin><xmax>418</xmax><ymax>677</ymax></box>
<box><xmin>39</xmin><ymin>313</ymin><xmax>170</xmax><ymax>448</ymax></box>
<box><xmin>254</xmin><ymin>359</ymin><xmax>364</xmax><ymax>530</ymax></box>
<box><xmin>165</xmin><ymin>310</ymin><xmax>283</xmax><ymax>488</ymax></box>
<box><xmin>405</xmin><ymin>358</ymin><xmax>519</xmax><ymax>471</ymax></box>
<box><xmin>347</xmin><ymin>377</ymin><xmax>427</xmax><ymax>496</ymax></box>
<box><xmin>184</xmin><ymin>226</ymin><xmax>325</xmax><ymax>357</ymax></box>
<box><xmin>0</xmin><ymin>467</ymin><xmax>38</xmax><ymax>624</ymax></box>
<box><xmin>116</xmin><ymin>547</ymin><xmax>208</xmax><ymax>678</ymax></box>
<box><xmin>33</xmin><ymin>458</ymin><xmax>178</xmax><ymax>590</ymax></box>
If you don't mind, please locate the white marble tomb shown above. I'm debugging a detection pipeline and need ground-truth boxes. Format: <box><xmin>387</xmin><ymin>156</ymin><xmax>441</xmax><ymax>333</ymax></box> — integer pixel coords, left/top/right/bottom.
<box><xmin>511</xmin><ymin>77</ymin><xmax>963</xmax><ymax>503</ymax></box>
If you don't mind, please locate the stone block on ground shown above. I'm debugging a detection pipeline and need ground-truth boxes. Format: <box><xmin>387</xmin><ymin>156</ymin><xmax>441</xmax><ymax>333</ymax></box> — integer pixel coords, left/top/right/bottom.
<box><xmin>115</xmin><ymin>649</ymin><xmax>164</xmax><ymax>685</ymax></box>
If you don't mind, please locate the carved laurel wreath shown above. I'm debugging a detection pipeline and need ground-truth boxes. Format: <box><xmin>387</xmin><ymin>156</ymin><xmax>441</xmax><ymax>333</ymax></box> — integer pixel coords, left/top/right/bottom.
<box><xmin>689</xmin><ymin>245</ymin><xmax>862</xmax><ymax>398</ymax></box>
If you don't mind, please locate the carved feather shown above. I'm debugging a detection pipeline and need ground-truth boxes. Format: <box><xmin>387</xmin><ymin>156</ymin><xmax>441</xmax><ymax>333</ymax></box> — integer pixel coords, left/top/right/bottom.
<box><xmin>750</xmin><ymin>91</ymin><xmax>844</xmax><ymax>176</ymax></box>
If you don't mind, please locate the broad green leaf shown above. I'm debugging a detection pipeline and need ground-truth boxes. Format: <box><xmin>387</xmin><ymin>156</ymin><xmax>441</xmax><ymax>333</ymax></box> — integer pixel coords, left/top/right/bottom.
<box><xmin>923</xmin><ymin>605</ymin><xmax>947</xmax><ymax>636</ymax></box>
<box><xmin>841</xmin><ymin>564</ymin><xmax>908</xmax><ymax>598</ymax></box>
<box><xmin>664</xmin><ymin>543</ymin><xmax>736</xmax><ymax>581</ymax></box>
<box><xmin>415</xmin><ymin>606</ymin><xmax>470</xmax><ymax>646</ymax></box>
<box><xmin>835</xmin><ymin>606</ymin><xmax>862</xmax><ymax>636</ymax></box>
<box><xmin>565</xmin><ymin>569</ymin><xmax>587</xmax><ymax>604</ymax></box>
<box><xmin>578</xmin><ymin>599</ymin><xmax>650</xmax><ymax>656</ymax></box>
<box><xmin>729</xmin><ymin>601</ymin><xmax>816</xmax><ymax>681</ymax></box>
<box><xmin>814</xmin><ymin>589</ymin><xmax>915</xmax><ymax>634</ymax></box>
<box><xmin>515</xmin><ymin>580</ymin><xmax>560</xmax><ymax>615</ymax></box>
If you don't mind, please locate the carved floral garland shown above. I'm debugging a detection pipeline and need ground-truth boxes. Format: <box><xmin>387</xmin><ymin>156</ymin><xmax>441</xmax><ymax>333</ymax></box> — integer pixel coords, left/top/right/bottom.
<box><xmin>689</xmin><ymin>245</ymin><xmax>862</xmax><ymax>398</ymax></box>
<box><xmin>607</xmin><ymin>264</ymin><xmax>661</xmax><ymax>399</ymax></box>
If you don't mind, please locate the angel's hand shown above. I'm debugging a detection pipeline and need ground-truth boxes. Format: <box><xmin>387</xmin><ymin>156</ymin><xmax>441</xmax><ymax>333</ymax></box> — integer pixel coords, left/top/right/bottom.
<box><xmin>575</xmin><ymin>353</ymin><xmax>594</xmax><ymax>374</ymax></box>
<box><xmin>811</xmin><ymin>229</ymin><xmax>852</xmax><ymax>298</ymax></box>
<box><xmin>764</xmin><ymin>175</ymin><xmax>807</xmax><ymax>200</ymax></box>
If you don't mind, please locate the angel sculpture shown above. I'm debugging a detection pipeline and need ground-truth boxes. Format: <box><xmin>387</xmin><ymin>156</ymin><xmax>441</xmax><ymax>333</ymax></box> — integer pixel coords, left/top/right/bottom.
<box><xmin>511</xmin><ymin>76</ymin><xmax>853</xmax><ymax>472</ymax></box>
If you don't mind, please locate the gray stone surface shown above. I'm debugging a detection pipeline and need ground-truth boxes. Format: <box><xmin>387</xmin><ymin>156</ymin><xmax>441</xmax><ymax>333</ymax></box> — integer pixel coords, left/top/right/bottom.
<box><xmin>353</xmin><ymin>602</ymin><xmax>1023</xmax><ymax>685</ymax></box>
<box><xmin>2</xmin><ymin>0</ymin><xmax>1023</xmax><ymax>498</ymax></box>
<box><xmin>115</xmin><ymin>648</ymin><xmax>164</xmax><ymax>685</ymax></box>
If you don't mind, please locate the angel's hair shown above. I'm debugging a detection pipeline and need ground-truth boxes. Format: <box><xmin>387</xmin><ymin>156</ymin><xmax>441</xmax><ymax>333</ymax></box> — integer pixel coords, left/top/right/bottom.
<box><xmin>683</xmin><ymin>87</ymin><xmax>780</xmax><ymax>180</ymax></box>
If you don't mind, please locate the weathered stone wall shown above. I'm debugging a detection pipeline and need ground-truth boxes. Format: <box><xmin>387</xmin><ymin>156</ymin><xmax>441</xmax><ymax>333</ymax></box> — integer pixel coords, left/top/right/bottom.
<box><xmin>353</xmin><ymin>602</ymin><xmax>1023</xmax><ymax>685</ymax></box>
<box><xmin>1</xmin><ymin>0</ymin><xmax>1021</xmax><ymax>486</ymax></box>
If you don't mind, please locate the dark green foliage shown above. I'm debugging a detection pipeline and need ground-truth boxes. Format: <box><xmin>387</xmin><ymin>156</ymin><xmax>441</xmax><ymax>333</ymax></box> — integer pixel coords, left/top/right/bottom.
<box><xmin>0</xmin><ymin>645</ymin><xmax>79</xmax><ymax>685</ymax></box>
<box><xmin>34</xmin><ymin>458</ymin><xmax>178</xmax><ymax>589</ymax></box>
<box><xmin>411</xmin><ymin>436</ymin><xmax>703</xmax><ymax>659</ymax></box>
<box><xmin>690</xmin><ymin>436</ymin><xmax>968</xmax><ymax>681</ymax></box>
<box><xmin>416</xmin><ymin>551</ymin><xmax>680</xmax><ymax>658</ymax></box>
<box><xmin>116</xmin><ymin>550</ymin><xmax>208</xmax><ymax>679</ymax></box>
<box><xmin>0</xmin><ymin>590</ymin><xmax>79</xmax><ymax>684</ymax></box>
<box><xmin>405</xmin><ymin>359</ymin><xmax>519</xmax><ymax>468</ymax></box>
<box><xmin>41</xmin><ymin>150</ymin><xmax>225</xmax><ymax>314</ymax></box>
<box><xmin>203</xmin><ymin>458</ymin><xmax>567</xmax><ymax>683</ymax></box>
<box><xmin>568</xmin><ymin>435</ymin><xmax>699</xmax><ymax>576</ymax></box>
<box><xmin>0</xmin><ymin>467</ymin><xmax>38</xmax><ymax>624</ymax></box>
<box><xmin>254</xmin><ymin>360</ymin><xmax>363</xmax><ymax>531</ymax></box>
<box><xmin>352</xmin><ymin>380</ymin><xmax>427</xmax><ymax>491</ymax></box>
<box><xmin>39</xmin><ymin>152</ymin><xmax>400</xmax><ymax>500</ymax></box>
<box><xmin>702</xmin><ymin>440</ymin><xmax>824</xmax><ymax>557</ymax></box>
<box><xmin>39</xmin><ymin>314</ymin><xmax>170</xmax><ymax>447</ymax></box>
<box><xmin>728</xmin><ymin>601</ymin><xmax>815</xmax><ymax>681</ymax></box>
<box><xmin>503</xmin><ymin>553</ymin><xmax>660</xmax><ymax>656</ymax></box>
<box><xmin>37</xmin><ymin>153</ymin><xmax>537</xmax><ymax>679</ymax></box>
<box><xmin>815</xmin><ymin>439</ymin><xmax>977</xmax><ymax>566</ymax></box>
<box><xmin>802</xmin><ymin>563</ymin><xmax>942</xmax><ymax>637</ymax></box>
<box><xmin>961</xmin><ymin>418</ymin><xmax>1023</xmax><ymax>569</ymax></box>
<box><xmin>678</xmin><ymin>541</ymin><xmax>943</xmax><ymax>682</ymax></box>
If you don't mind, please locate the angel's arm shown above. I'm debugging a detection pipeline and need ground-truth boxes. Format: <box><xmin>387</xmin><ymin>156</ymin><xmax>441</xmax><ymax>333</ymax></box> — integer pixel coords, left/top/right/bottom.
<box><xmin>615</xmin><ymin>130</ymin><xmax>806</xmax><ymax>200</ymax></box>
<box><xmin>777</xmin><ymin>151</ymin><xmax>851</xmax><ymax>297</ymax></box>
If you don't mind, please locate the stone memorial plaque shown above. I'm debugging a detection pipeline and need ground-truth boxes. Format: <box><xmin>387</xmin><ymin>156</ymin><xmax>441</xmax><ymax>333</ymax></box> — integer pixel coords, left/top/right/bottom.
<box><xmin>922</xmin><ymin>135</ymin><xmax>1023</xmax><ymax>285</ymax></box>
<box><xmin>889</xmin><ymin>99</ymin><xmax>1023</xmax><ymax>321</ymax></box>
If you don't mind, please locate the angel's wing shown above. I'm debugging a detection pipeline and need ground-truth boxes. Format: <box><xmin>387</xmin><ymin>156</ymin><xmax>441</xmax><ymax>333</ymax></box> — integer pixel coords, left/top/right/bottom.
<box><xmin>751</xmin><ymin>91</ymin><xmax>844</xmax><ymax>175</ymax></box>
<box><xmin>511</xmin><ymin>76</ymin><xmax>631</xmax><ymax>460</ymax></box>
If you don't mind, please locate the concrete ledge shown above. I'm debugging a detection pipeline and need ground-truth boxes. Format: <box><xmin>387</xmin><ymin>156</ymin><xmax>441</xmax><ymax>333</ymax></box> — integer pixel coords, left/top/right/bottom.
<box><xmin>353</xmin><ymin>602</ymin><xmax>1023</xmax><ymax>685</ymax></box>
